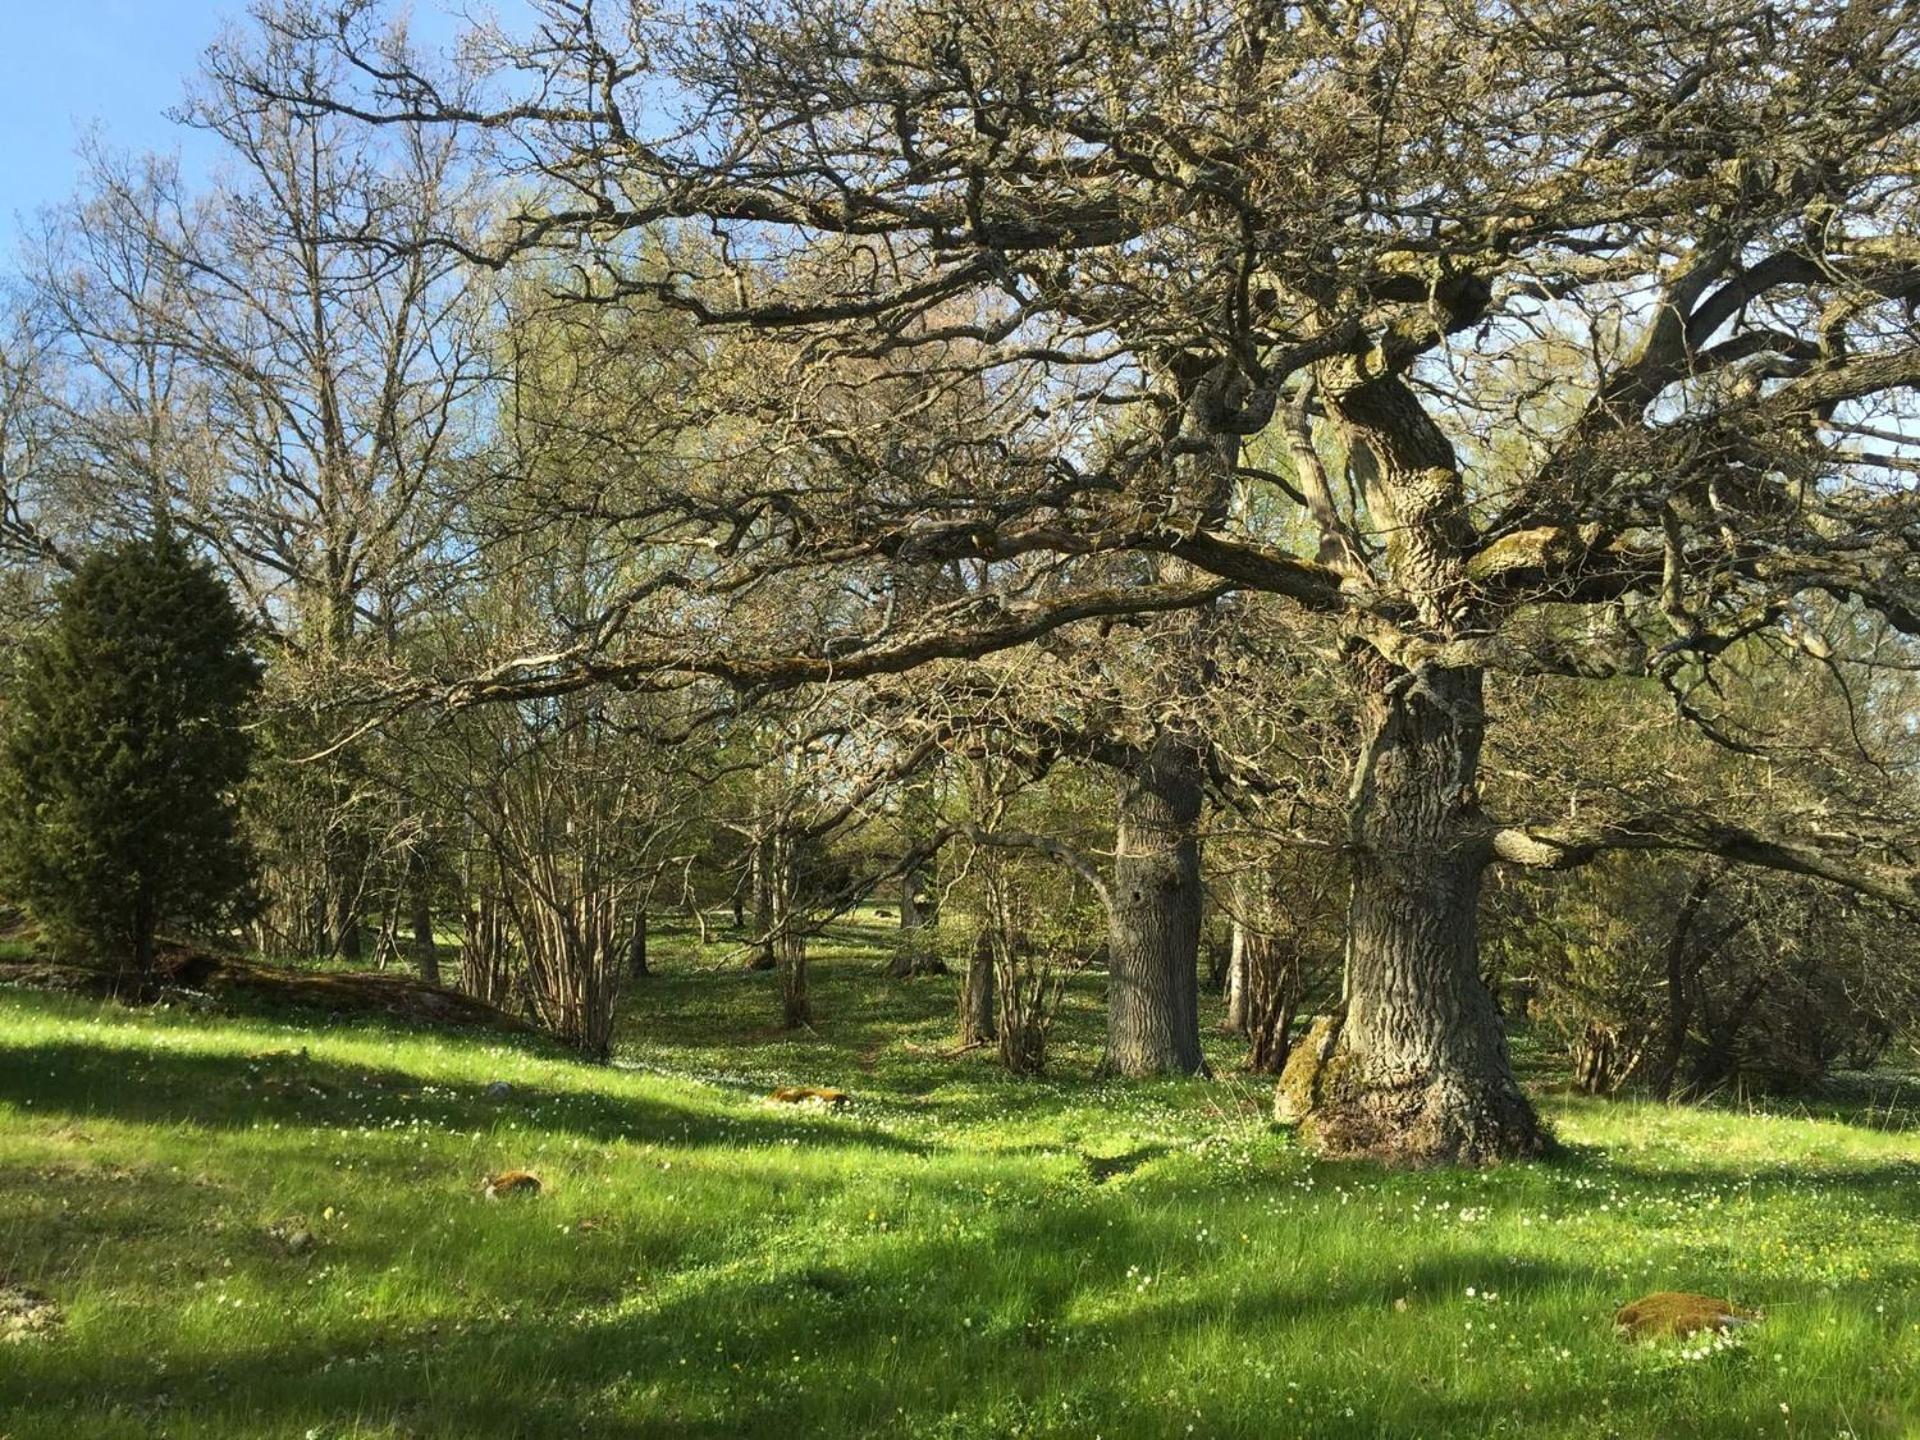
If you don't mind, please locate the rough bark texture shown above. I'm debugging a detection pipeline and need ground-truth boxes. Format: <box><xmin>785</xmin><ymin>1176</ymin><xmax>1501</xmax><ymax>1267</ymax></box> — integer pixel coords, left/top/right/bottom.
<box><xmin>778</xmin><ymin>930</ymin><xmax>810</xmax><ymax>1028</ymax></box>
<box><xmin>1269</xmin><ymin>361</ymin><xmax>1550</xmax><ymax>1165</ymax></box>
<box><xmin>1103</xmin><ymin>734</ymin><xmax>1206</xmax><ymax>1077</ymax></box>
<box><xmin>1306</xmin><ymin>669</ymin><xmax>1546</xmax><ymax>1164</ymax></box>
<box><xmin>1243</xmin><ymin>932</ymin><xmax>1300</xmax><ymax>1075</ymax></box>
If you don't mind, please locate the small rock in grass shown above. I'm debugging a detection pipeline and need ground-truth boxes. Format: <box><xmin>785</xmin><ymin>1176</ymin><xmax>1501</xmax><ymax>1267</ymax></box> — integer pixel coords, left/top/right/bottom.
<box><xmin>264</xmin><ymin>1218</ymin><xmax>317</xmax><ymax>1255</ymax></box>
<box><xmin>767</xmin><ymin>1085</ymin><xmax>851</xmax><ymax>1108</ymax></box>
<box><xmin>484</xmin><ymin>1080</ymin><xmax>514</xmax><ymax>1099</ymax></box>
<box><xmin>484</xmin><ymin>1170</ymin><xmax>542</xmax><ymax>1200</ymax></box>
<box><xmin>0</xmin><ymin>1285</ymin><xmax>62</xmax><ymax>1344</ymax></box>
<box><xmin>1614</xmin><ymin>1291</ymin><xmax>1759</xmax><ymax>1340</ymax></box>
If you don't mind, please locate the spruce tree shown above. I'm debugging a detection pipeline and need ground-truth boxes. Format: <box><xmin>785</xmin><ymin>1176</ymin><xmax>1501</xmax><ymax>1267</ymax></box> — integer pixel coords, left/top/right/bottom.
<box><xmin>0</xmin><ymin>527</ymin><xmax>262</xmax><ymax>984</ymax></box>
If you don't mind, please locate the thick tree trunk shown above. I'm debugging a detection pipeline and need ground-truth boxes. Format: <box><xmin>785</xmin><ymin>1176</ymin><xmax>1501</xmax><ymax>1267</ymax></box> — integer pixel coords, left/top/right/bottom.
<box><xmin>1103</xmin><ymin>734</ymin><xmax>1207</xmax><ymax>1077</ymax></box>
<box><xmin>1299</xmin><ymin>670</ymin><xmax>1546</xmax><ymax>1164</ymax></box>
<box><xmin>1093</xmin><ymin>362</ymin><xmax>1242</xmax><ymax>1078</ymax></box>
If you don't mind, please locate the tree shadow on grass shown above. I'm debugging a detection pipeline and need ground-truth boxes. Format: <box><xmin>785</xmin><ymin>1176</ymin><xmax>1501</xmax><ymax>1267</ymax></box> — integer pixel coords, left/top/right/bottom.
<box><xmin>0</xmin><ymin>1197</ymin><xmax>1625</xmax><ymax>1439</ymax></box>
<box><xmin>0</xmin><ymin>1038</ymin><xmax>934</xmax><ymax>1158</ymax></box>
<box><xmin>1595</xmin><ymin>1156</ymin><xmax>1920</xmax><ymax>1216</ymax></box>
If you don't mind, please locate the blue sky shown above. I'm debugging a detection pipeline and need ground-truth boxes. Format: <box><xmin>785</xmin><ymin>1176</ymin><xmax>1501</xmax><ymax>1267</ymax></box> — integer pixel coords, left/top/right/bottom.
<box><xmin>0</xmin><ymin>2</ymin><xmax>497</xmax><ymax>254</ymax></box>
<box><xmin>0</xmin><ymin>2</ymin><xmax>238</xmax><ymax>247</ymax></box>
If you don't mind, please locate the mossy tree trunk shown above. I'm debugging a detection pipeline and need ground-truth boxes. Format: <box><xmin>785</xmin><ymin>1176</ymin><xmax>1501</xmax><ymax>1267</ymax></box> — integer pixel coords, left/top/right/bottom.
<box><xmin>1278</xmin><ymin>361</ymin><xmax>1547</xmax><ymax>1165</ymax></box>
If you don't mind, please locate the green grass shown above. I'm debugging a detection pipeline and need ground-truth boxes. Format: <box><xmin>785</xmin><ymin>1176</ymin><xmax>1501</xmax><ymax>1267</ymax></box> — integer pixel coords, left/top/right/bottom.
<box><xmin>2</xmin><ymin>915</ymin><xmax>1917</xmax><ymax>1438</ymax></box>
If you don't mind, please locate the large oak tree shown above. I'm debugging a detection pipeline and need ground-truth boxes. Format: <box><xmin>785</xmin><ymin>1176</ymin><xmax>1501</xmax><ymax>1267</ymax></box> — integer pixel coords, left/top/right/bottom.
<box><xmin>256</xmin><ymin>0</ymin><xmax>1920</xmax><ymax>1160</ymax></box>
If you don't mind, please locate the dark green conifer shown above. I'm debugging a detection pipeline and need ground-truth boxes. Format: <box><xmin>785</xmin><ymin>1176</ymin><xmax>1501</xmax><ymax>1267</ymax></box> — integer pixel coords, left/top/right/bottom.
<box><xmin>0</xmin><ymin>527</ymin><xmax>261</xmax><ymax>985</ymax></box>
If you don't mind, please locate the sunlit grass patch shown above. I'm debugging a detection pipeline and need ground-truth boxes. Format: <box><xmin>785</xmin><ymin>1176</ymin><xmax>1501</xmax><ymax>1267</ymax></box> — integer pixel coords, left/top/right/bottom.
<box><xmin>2</xmin><ymin>916</ymin><xmax>1916</xmax><ymax>1438</ymax></box>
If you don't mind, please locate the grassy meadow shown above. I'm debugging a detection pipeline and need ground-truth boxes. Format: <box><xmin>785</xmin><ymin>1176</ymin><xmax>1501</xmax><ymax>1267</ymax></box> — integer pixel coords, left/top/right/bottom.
<box><xmin>2</xmin><ymin>914</ymin><xmax>1917</xmax><ymax>1438</ymax></box>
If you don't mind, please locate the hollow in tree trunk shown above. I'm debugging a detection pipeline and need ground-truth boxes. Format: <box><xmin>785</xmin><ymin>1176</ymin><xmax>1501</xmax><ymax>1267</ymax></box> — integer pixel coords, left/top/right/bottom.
<box><xmin>1103</xmin><ymin>734</ymin><xmax>1206</xmax><ymax>1077</ymax></box>
<box><xmin>1297</xmin><ymin>669</ymin><xmax>1546</xmax><ymax>1164</ymax></box>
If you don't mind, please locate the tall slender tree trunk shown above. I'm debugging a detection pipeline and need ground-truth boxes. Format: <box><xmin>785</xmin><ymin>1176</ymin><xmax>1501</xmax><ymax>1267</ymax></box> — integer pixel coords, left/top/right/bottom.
<box><xmin>958</xmin><ymin>926</ymin><xmax>997</xmax><ymax>1046</ymax></box>
<box><xmin>1651</xmin><ymin>868</ymin><xmax>1715</xmax><ymax>1100</ymax></box>
<box><xmin>768</xmin><ymin>834</ymin><xmax>809</xmax><ymax>1027</ymax></box>
<box><xmin>1299</xmin><ymin>669</ymin><xmax>1545</xmax><ymax>1164</ymax></box>
<box><xmin>1225</xmin><ymin>924</ymin><xmax>1250</xmax><ymax>1033</ymax></box>
<box><xmin>335</xmin><ymin>890</ymin><xmax>364</xmax><ymax>963</ymax></box>
<box><xmin>128</xmin><ymin>889</ymin><xmax>159</xmax><ymax>997</ymax></box>
<box><xmin>409</xmin><ymin>862</ymin><xmax>439</xmax><ymax>987</ymax></box>
<box><xmin>746</xmin><ymin>834</ymin><xmax>777</xmax><ymax>971</ymax></box>
<box><xmin>629</xmin><ymin>910</ymin><xmax>649</xmax><ymax>980</ymax></box>
<box><xmin>1103</xmin><ymin>734</ymin><xmax>1207</xmax><ymax>1077</ymax></box>
<box><xmin>1225</xmin><ymin>895</ymin><xmax>1252</xmax><ymax>1033</ymax></box>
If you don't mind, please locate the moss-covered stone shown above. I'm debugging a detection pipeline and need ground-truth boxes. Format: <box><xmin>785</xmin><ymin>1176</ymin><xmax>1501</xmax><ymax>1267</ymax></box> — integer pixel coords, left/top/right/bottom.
<box><xmin>1614</xmin><ymin>1291</ymin><xmax>1758</xmax><ymax>1340</ymax></box>
<box><xmin>768</xmin><ymin>1085</ymin><xmax>851</xmax><ymax>1107</ymax></box>
<box><xmin>1273</xmin><ymin>1015</ymin><xmax>1341</xmax><ymax>1124</ymax></box>
<box><xmin>483</xmin><ymin>1170</ymin><xmax>543</xmax><ymax>1200</ymax></box>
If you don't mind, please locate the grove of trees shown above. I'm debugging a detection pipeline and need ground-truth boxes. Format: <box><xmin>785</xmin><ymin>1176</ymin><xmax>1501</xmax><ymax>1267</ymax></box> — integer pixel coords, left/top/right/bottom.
<box><xmin>2</xmin><ymin>0</ymin><xmax>1918</xmax><ymax>1165</ymax></box>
